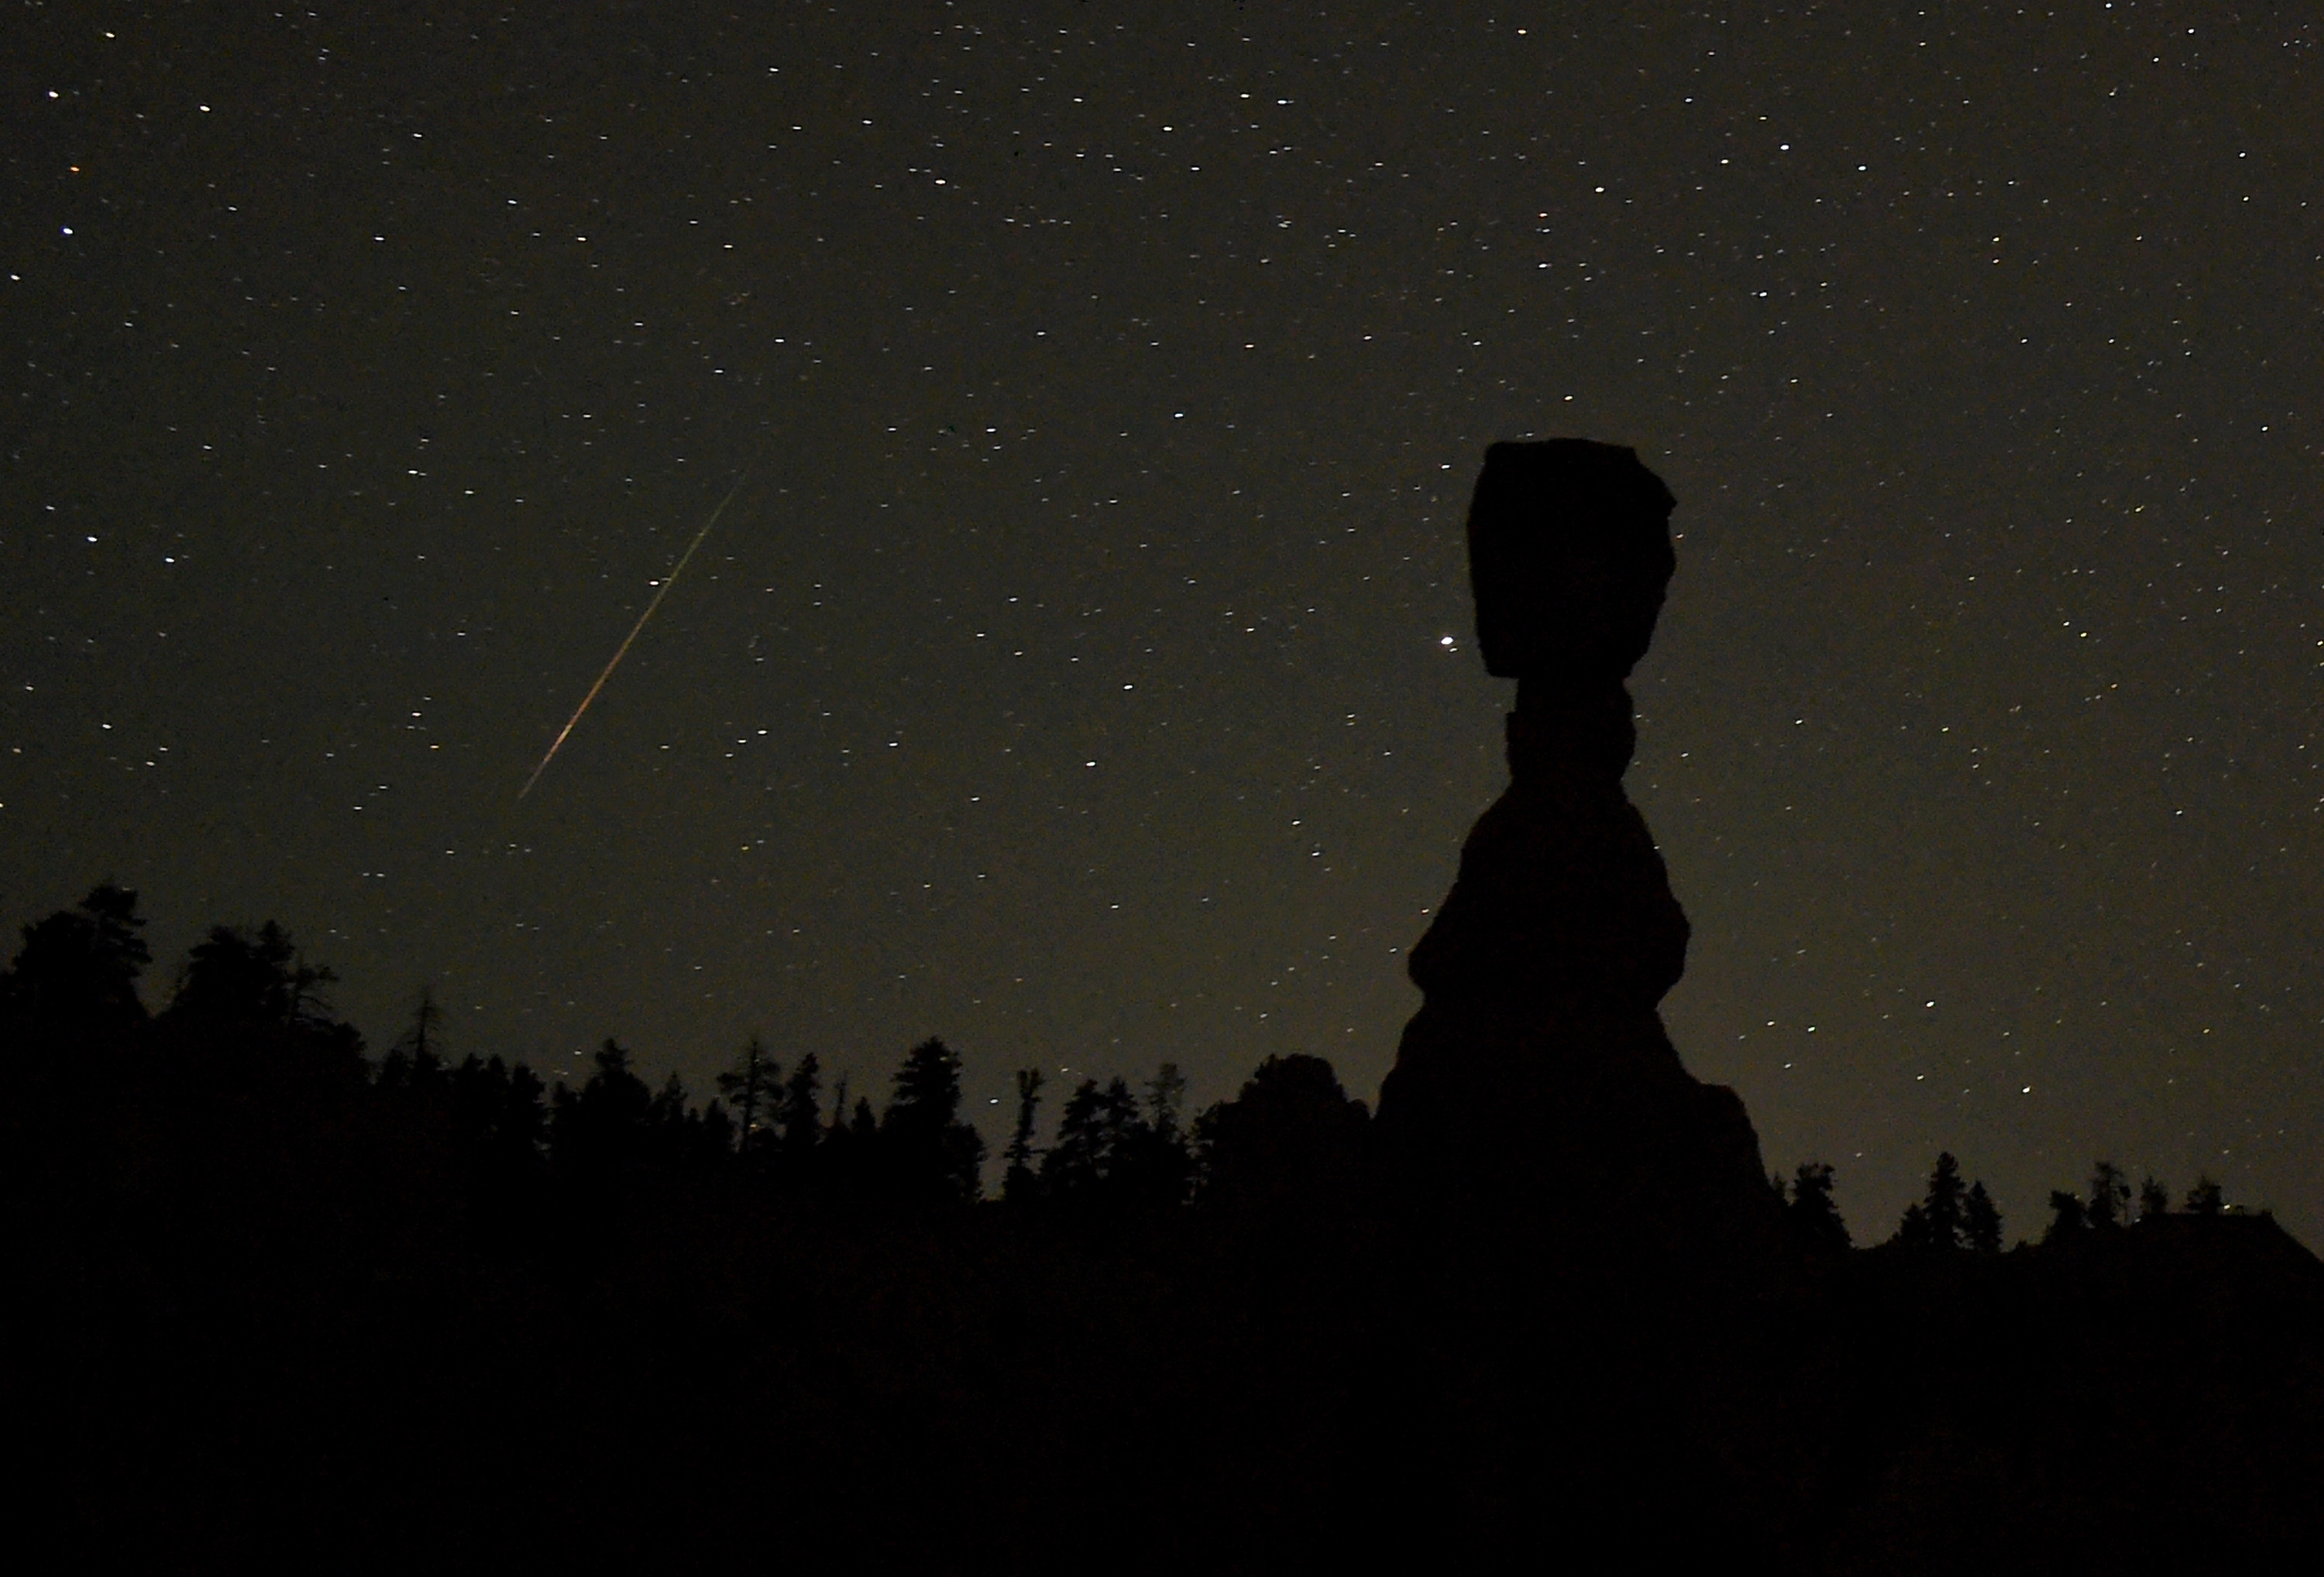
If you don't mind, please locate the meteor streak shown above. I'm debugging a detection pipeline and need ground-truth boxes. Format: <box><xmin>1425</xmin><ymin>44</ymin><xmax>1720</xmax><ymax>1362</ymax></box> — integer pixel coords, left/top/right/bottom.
<box><xmin>518</xmin><ymin>468</ymin><xmax>752</xmax><ymax>801</ymax></box>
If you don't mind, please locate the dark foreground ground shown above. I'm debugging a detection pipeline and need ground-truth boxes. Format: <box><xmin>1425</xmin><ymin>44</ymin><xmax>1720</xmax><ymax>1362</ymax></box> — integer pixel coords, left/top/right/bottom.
<box><xmin>9</xmin><ymin>1034</ymin><xmax>2321</xmax><ymax>1574</ymax></box>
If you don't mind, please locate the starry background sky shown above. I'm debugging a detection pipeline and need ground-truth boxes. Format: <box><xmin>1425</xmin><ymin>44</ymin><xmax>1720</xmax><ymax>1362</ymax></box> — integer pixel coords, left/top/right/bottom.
<box><xmin>6</xmin><ymin>1</ymin><xmax>2319</xmax><ymax>1244</ymax></box>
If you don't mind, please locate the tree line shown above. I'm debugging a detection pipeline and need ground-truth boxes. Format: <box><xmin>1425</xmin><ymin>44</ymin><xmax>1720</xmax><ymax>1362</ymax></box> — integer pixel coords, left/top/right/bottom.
<box><xmin>1772</xmin><ymin>1147</ymin><xmax>2250</xmax><ymax>1261</ymax></box>
<box><xmin>2</xmin><ymin>882</ymin><xmax>2248</xmax><ymax>1241</ymax></box>
<box><xmin>0</xmin><ymin>882</ymin><xmax>1377</xmax><ymax>1218</ymax></box>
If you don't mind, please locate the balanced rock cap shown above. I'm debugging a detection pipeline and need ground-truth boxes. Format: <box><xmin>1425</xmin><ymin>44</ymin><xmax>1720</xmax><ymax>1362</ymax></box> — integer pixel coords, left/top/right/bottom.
<box><xmin>1466</xmin><ymin>440</ymin><xmax>1679</xmax><ymax>682</ymax></box>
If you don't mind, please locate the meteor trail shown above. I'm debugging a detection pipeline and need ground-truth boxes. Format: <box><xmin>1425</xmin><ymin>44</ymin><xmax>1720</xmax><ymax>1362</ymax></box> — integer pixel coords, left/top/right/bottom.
<box><xmin>518</xmin><ymin>468</ymin><xmax>752</xmax><ymax>801</ymax></box>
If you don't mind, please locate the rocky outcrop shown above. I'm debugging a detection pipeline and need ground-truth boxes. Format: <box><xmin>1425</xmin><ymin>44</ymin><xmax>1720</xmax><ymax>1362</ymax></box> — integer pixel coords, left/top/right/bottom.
<box><xmin>1373</xmin><ymin>441</ymin><xmax>1782</xmax><ymax>1290</ymax></box>
<box><xmin>1363</xmin><ymin>441</ymin><xmax>1802</xmax><ymax>1564</ymax></box>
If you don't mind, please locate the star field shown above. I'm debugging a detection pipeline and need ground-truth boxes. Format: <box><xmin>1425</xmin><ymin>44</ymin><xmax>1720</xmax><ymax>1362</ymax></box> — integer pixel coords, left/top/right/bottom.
<box><xmin>4</xmin><ymin>2</ymin><xmax>2319</xmax><ymax>1241</ymax></box>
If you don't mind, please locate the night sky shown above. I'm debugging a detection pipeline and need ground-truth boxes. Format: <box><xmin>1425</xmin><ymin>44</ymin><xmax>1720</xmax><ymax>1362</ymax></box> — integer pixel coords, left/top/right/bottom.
<box><xmin>7</xmin><ymin>2</ymin><xmax>2319</xmax><ymax>1244</ymax></box>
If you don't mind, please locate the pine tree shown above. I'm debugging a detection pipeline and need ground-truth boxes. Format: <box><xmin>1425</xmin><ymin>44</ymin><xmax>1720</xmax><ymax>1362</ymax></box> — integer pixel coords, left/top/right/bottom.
<box><xmin>170</xmin><ymin>921</ymin><xmax>335</xmax><ymax>1030</ymax></box>
<box><xmin>1893</xmin><ymin>1153</ymin><xmax>1975</xmax><ymax>1250</ymax></box>
<box><xmin>717</xmin><ymin>1034</ymin><xmax>783</xmax><ymax>1153</ymax></box>
<box><xmin>2087</xmin><ymin>1161</ymin><xmax>2130</xmax><ymax>1230</ymax></box>
<box><xmin>880</xmin><ymin>1038</ymin><xmax>985</xmax><ymax>1203</ymax></box>
<box><xmin>0</xmin><ymin>881</ymin><xmax>151</xmax><ymax>1033</ymax></box>
<box><xmin>825</xmin><ymin>1073</ymin><xmax>851</xmax><ymax>1144</ymax></box>
<box><xmin>813</xmin><ymin>1073</ymin><xmax>861</xmax><ymax>1194</ymax></box>
<box><xmin>650</xmin><ymin>1071</ymin><xmax>692</xmax><ymax>1143</ymax></box>
<box><xmin>1147</xmin><ymin>1062</ymin><xmax>1187</xmax><ymax>1136</ymax></box>
<box><xmin>1003</xmin><ymin>1067</ymin><xmax>1044</xmax><ymax>1202</ymax></box>
<box><xmin>397</xmin><ymin>984</ymin><xmax>446</xmax><ymax>1063</ymax></box>
<box><xmin>1121</xmin><ymin>1062</ymin><xmax>1194</xmax><ymax>1206</ymax></box>
<box><xmin>1895</xmin><ymin>1201</ymin><xmax>1931</xmax><ymax>1246</ymax></box>
<box><xmin>1786</xmin><ymin>1162</ymin><xmax>1851</xmax><ymax>1255</ymax></box>
<box><xmin>449</xmin><ymin>1053</ymin><xmax>547</xmax><ymax>1168</ymax></box>
<box><xmin>889</xmin><ymin>1038</ymin><xmax>964</xmax><ymax>1125</ymax></box>
<box><xmin>163</xmin><ymin>919</ymin><xmax>363</xmax><ymax>1071</ymax></box>
<box><xmin>1923</xmin><ymin>1153</ymin><xmax>1968</xmax><ymax>1247</ymax></box>
<box><xmin>380</xmin><ymin>984</ymin><xmax>450</xmax><ymax>1094</ymax></box>
<box><xmin>550</xmin><ymin>1039</ymin><xmax>655</xmax><ymax>1186</ymax></box>
<box><xmin>1193</xmin><ymin>1054</ymin><xmax>1369</xmax><ymax>1213</ymax></box>
<box><xmin>779</xmin><ymin>1051</ymin><xmax>823</xmax><ymax>1155</ymax></box>
<box><xmin>1963</xmin><ymin>1180</ymin><xmax>2003</xmax><ymax>1253</ymax></box>
<box><xmin>1040</xmin><ymin>1077</ymin><xmax>1141</xmax><ymax>1201</ymax></box>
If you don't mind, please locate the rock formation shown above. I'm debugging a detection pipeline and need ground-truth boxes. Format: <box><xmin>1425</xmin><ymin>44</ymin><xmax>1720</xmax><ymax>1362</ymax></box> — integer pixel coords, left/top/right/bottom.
<box><xmin>1367</xmin><ymin>441</ymin><xmax>1785</xmax><ymax>1282</ymax></box>
<box><xmin>1365</xmin><ymin>441</ymin><xmax>1800</xmax><ymax>1562</ymax></box>
<box><xmin>1357</xmin><ymin>441</ymin><xmax>1794</xmax><ymax>1551</ymax></box>
<box><xmin>1367</xmin><ymin>443</ymin><xmax>1803</xmax><ymax>1570</ymax></box>
<box><xmin>1373</xmin><ymin>440</ymin><xmax>1783</xmax><ymax>1289</ymax></box>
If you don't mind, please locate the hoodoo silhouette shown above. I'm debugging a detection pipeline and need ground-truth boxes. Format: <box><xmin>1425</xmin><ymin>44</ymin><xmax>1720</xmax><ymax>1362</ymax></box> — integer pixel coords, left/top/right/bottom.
<box><xmin>1375</xmin><ymin>439</ymin><xmax>1783</xmax><ymax>1283</ymax></box>
<box><xmin>1367</xmin><ymin>441</ymin><xmax>1799</xmax><ymax>1563</ymax></box>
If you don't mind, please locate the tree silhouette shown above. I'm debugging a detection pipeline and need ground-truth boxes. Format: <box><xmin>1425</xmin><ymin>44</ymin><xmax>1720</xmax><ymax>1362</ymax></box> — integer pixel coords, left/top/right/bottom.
<box><xmin>2043</xmin><ymin>1162</ymin><xmax>2151</xmax><ymax>1242</ymax></box>
<box><xmin>1783</xmin><ymin>1162</ymin><xmax>1851</xmax><ymax>1255</ymax></box>
<box><xmin>1892</xmin><ymin>1153</ymin><xmax>2005</xmax><ymax>1252</ymax></box>
<box><xmin>2184</xmin><ymin>1175</ymin><xmax>2226</xmax><ymax>1217</ymax></box>
<box><xmin>551</xmin><ymin>1039</ymin><xmax>655</xmax><ymax>1187</ymax></box>
<box><xmin>170</xmin><ymin>921</ymin><xmax>330</xmax><ymax>1029</ymax></box>
<box><xmin>1893</xmin><ymin>1153</ymin><xmax>1958</xmax><ymax>1249</ymax></box>
<box><xmin>2086</xmin><ymin>1161</ymin><xmax>2130</xmax><ymax>1230</ymax></box>
<box><xmin>447</xmin><ymin>1053</ymin><xmax>548</xmax><ymax>1171</ymax></box>
<box><xmin>377</xmin><ymin>985</ymin><xmax>452</xmax><ymax>1096</ymax></box>
<box><xmin>879</xmin><ymin>1037</ymin><xmax>984</xmax><ymax>1203</ymax></box>
<box><xmin>1120</xmin><ymin>1061</ymin><xmax>1194</xmax><ymax>1205</ymax></box>
<box><xmin>0</xmin><ymin>881</ymin><xmax>151</xmax><ymax>1034</ymax></box>
<box><xmin>1923</xmin><ymin>1152</ymin><xmax>1966</xmax><ymax>1245</ymax></box>
<box><xmin>1033</xmin><ymin>1063</ymin><xmax>1195</xmax><ymax>1209</ymax></box>
<box><xmin>646</xmin><ymin>1073</ymin><xmax>730</xmax><ymax>1171</ymax></box>
<box><xmin>397</xmin><ymin>984</ymin><xmax>446</xmax><ymax>1062</ymax></box>
<box><xmin>1963</xmin><ymin>1180</ymin><xmax>2003</xmax><ymax>1253</ymax></box>
<box><xmin>779</xmin><ymin>1050</ymin><xmax>823</xmax><ymax>1157</ymax></box>
<box><xmin>650</xmin><ymin>1072</ymin><xmax>690</xmax><ymax>1146</ymax></box>
<box><xmin>2137</xmin><ymin>1175</ymin><xmax>2171</xmax><ymax>1223</ymax></box>
<box><xmin>1194</xmin><ymin>1053</ymin><xmax>1368</xmax><ymax>1214</ymax></box>
<box><xmin>717</xmin><ymin>1035</ymin><xmax>782</xmax><ymax>1153</ymax></box>
<box><xmin>1003</xmin><ymin>1066</ymin><xmax>1044</xmax><ymax>1202</ymax></box>
<box><xmin>820</xmin><ymin>1084</ymin><xmax>882</xmax><ymax>1196</ymax></box>
<box><xmin>1041</xmin><ymin>1076</ymin><xmax>1141</xmax><ymax>1201</ymax></box>
<box><xmin>1147</xmin><ymin>1061</ymin><xmax>1187</xmax><ymax>1135</ymax></box>
<box><xmin>823</xmin><ymin>1072</ymin><xmax>852</xmax><ymax>1146</ymax></box>
<box><xmin>377</xmin><ymin>1039</ymin><xmax>450</xmax><ymax>1101</ymax></box>
<box><xmin>160</xmin><ymin>919</ymin><xmax>365</xmax><ymax>1074</ymax></box>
